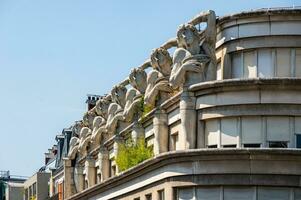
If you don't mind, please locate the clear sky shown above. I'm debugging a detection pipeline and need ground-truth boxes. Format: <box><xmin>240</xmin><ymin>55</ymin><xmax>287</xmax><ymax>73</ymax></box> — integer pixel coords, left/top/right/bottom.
<box><xmin>0</xmin><ymin>0</ymin><xmax>299</xmax><ymax>177</ymax></box>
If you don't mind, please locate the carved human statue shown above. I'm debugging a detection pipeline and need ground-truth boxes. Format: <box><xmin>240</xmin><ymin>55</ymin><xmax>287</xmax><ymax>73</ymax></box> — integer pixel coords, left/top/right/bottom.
<box><xmin>144</xmin><ymin>47</ymin><xmax>173</xmax><ymax>108</ymax></box>
<box><xmin>78</xmin><ymin>127</ymin><xmax>92</xmax><ymax>156</ymax></box>
<box><xmin>91</xmin><ymin>116</ymin><xmax>107</xmax><ymax>145</ymax></box>
<box><xmin>105</xmin><ymin>85</ymin><xmax>128</xmax><ymax>135</ymax></box>
<box><xmin>83</xmin><ymin>110</ymin><xmax>97</xmax><ymax>129</ymax></box>
<box><xmin>111</xmin><ymin>85</ymin><xmax>127</xmax><ymax>109</ymax></box>
<box><xmin>68</xmin><ymin>137</ymin><xmax>80</xmax><ymax>159</ymax></box>
<box><xmin>129</xmin><ymin>68</ymin><xmax>147</xmax><ymax>95</ymax></box>
<box><xmin>105</xmin><ymin>102</ymin><xmax>124</xmax><ymax>135</ymax></box>
<box><xmin>122</xmin><ymin>88</ymin><xmax>141</xmax><ymax>122</ymax></box>
<box><xmin>94</xmin><ymin>95</ymin><xmax>112</xmax><ymax>120</ymax></box>
<box><xmin>169</xmin><ymin>10</ymin><xmax>216</xmax><ymax>89</ymax></box>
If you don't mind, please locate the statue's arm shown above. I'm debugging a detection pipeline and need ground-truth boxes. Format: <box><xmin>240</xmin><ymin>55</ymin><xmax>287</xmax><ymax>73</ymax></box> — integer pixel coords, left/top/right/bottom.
<box><xmin>144</xmin><ymin>85</ymin><xmax>159</xmax><ymax>107</ymax></box>
<box><xmin>169</xmin><ymin>48</ymin><xmax>188</xmax><ymax>89</ymax></box>
<box><xmin>188</xmin><ymin>10</ymin><xmax>215</xmax><ymax>25</ymax></box>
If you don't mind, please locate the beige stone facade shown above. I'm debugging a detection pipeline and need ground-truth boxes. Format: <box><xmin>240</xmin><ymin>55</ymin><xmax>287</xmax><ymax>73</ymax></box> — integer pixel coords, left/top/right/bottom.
<box><xmin>63</xmin><ymin>8</ymin><xmax>301</xmax><ymax>200</ymax></box>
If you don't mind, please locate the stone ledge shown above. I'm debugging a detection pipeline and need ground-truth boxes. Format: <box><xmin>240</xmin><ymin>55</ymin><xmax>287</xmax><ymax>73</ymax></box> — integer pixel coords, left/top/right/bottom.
<box><xmin>190</xmin><ymin>78</ymin><xmax>301</xmax><ymax>94</ymax></box>
<box><xmin>67</xmin><ymin>149</ymin><xmax>301</xmax><ymax>200</ymax></box>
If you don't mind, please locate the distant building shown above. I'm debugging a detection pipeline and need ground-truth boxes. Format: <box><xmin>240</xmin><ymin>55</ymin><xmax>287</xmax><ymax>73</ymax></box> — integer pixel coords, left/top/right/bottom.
<box><xmin>0</xmin><ymin>171</ymin><xmax>26</xmax><ymax>200</ymax></box>
<box><xmin>86</xmin><ymin>94</ymin><xmax>101</xmax><ymax>111</ymax></box>
<box><xmin>48</xmin><ymin>128</ymin><xmax>72</xmax><ymax>200</ymax></box>
<box><xmin>23</xmin><ymin>172</ymin><xmax>50</xmax><ymax>200</ymax></box>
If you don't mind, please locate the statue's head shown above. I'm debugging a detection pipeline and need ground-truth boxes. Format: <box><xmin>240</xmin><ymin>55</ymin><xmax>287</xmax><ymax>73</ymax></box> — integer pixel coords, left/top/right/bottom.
<box><xmin>150</xmin><ymin>47</ymin><xmax>172</xmax><ymax>77</ymax></box>
<box><xmin>93</xmin><ymin>116</ymin><xmax>105</xmax><ymax>130</ymax></box>
<box><xmin>111</xmin><ymin>85</ymin><xmax>127</xmax><ymax>108</ymax></box>
<box><xmin>129</xmin><ymin>68</ymin><xmax>147</xmax><ymax>94</ymax></box>
<box><xmin>95</xmin><ymin>96</ymin><xmax>111</xmax><ymax>119</ymax></box>
<box><xmin>107</xmin><ymin>103</ymin><xmax>120</xmax><ymax>116</ymax></box>
<box><xmin>83</xmin><ymin>110</ymin><xmax>96</xmax><ymax>128</ymax></box>
<box><xmin>72</xmin><ymin>121</ymin><xmax>83</xmax><ymax>137</ymax></box>
<box><xmin>177</xmin><ymin>24</ymin><xmax>200</xmax><ymax>48</ymax></box>
<box><xmin>125</xmin><ymin>88</ymin><xmax>139</xmax><ymax>103</ymax></box>
<box><xmin>80</xmin><ymin>127</ymin><xmax>91</xmax><ymax>139</ymax></box>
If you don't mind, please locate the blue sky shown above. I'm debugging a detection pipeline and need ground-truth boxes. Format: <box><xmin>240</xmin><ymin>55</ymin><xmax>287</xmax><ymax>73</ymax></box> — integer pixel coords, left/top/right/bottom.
<box><xmin>0</xmin><ymin>0</ymin><xmax>299</xmax><ymax>176</ymax></box>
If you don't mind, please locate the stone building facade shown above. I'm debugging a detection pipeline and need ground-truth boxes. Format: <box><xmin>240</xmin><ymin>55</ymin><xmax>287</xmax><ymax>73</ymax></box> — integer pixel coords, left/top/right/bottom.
<box><xmin>63</xmin><ymin>8</ymin><xmax>301</xmax><ymax>200</ymax></box>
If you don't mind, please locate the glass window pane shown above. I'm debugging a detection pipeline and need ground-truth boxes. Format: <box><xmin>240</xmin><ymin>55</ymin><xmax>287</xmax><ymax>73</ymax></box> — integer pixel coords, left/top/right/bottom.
<box><xmin>232</xmin><ymin>52</ymin><xmax>242</xmax><ymax>78</ymax></box>
<box><xmin>258</xmin><ymin>187</ymin><xmax>290</xmax><ymax>200</ymax></box>
<box><xmin>276</xmin><ymin>48</ymin><xmax>291</xmax><ymax>77</ymax></box>
<box><xmin>296</xmin><ymin>49</ymin><xmax>301</xmax><ymax>77</ymax></box>
<box><xmin>217</xmin><ymin>61</ymin><xmax>222</xmax><ymax>80</ymax></box>
<box><xmin>224</xmin><ymin>187</ymin><xmax>255</xmax><ymax>200</ymax></box>
<box><xmin>258</xmin><ymin>49</ymin><xmax>273</xmax><ymax>77</ymax></box>
<box><xmin>221</xmin><ymin>118</ymin><xmax>238</xmax><ymax>146</ymax></box>
<box><xmin>243</xmin><ymin>51</ymin><xmax>257</xmax><ymax>78</ymax></box>
<box><xmin>178</xmin><ymin>188</ymin><xmax>194</xmax><ymax>200</ymax></box>
<box><xmin>296</xmin><ymin>135</ymin><xmax>301</xmax><ymax>148</ymax></box>
<box><xmin>295</xmin><ymin>188</ymin><xmax>301</xmax><ymax>200</ymax></box>
<box><xmin>196</xmin><ymin>187</ymin><xmax>220</xmax><ymax>200</ymax></box>
<box><xmin>205</xmin><ymin>119</ymin><xmax>219</xmax><ymax>146</ymax></box>
<box><xmin>241</xmin><ymin>117</ymin><xmax>262</xmax><ymax>144</ymax></box>
<box><xmin>267</xmin><ymin>117</ymin><xmax>290</xmax><ymax>142</ymax></box>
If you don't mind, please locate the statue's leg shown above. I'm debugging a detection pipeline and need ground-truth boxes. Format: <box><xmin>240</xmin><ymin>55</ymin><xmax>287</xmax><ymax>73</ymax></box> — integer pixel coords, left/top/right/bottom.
<box><xmin>153</xmin><ymin>109</ymin><xmax>168</xmax><ymax>155</ymax></box>
<box><xmin>179</xmin><ymin>88</ymin><xmax>197</xmax><ymax>150</ymax></box>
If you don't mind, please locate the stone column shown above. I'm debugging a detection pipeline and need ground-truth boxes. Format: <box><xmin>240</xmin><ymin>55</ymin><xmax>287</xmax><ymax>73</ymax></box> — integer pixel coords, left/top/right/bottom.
<box><xmin>76</xmin><ymin>165</ymin><xmax>84</xmax><ymax>192</ymax></box>
<box><xmin>85</xmin><ymin>156</ymin><xmax>96</xmax><ymax>188</ymax></box>
<box><xmin>98</xmin><ymin>146</ymin><xmax>109</xmax><ymax>181</ymax></box>
<box><xmin>131</xmin><ymin>122</ymin><xmax>144</xmax><ymax>144</ymax></box>
<box><xmin>179</xmin><ymin>88</ymin><xmax>197</xmax><ymax>150</ymax></box>
<box><xmin>63</xmin><ymin>158</ymin><xmax>75</xmax><ymax>199</ymax></box>
<box><xmin>113</xmin><ymin>135</ymin><xmax>124</xmax><ymax>174</ymax></box>
<box><xmin>153</xmin><ymin>109</ymin><xmax>168</xmax><ymax>155</ymax></box>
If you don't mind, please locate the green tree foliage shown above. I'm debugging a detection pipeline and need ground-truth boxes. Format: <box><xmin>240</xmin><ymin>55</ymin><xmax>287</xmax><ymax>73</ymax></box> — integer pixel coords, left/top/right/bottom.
<box><xmin>116</xmin><ymin>138</ymin><xmax>153</xmax><ymax>172</ymax></box>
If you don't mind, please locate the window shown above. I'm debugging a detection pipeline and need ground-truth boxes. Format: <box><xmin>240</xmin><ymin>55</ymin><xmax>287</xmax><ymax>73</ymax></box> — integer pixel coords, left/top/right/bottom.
<box><xmin>217</xmin><ymin>61</ymin><xmax>222</xmax><ymax>80</ymax></box>
<box><xmin>169</xmin><ymin>121</ymin><xmax>181</xmax><ymax>151</ymax></box>
<box><xmin>97</xmin><ymin>173</ymin><xmax>102</xmax><ymax>184</ymax></box>
<box><xmin>145</xmin><ymin>193</ymin><xmax>152</xmax><ymax>200</ymax></box>
<box><xmin>276</xmin><ymin>48</ymin><xmax>291</xmax><ymax>77</ymax></box>
<box><xmin>243</xmin><ymin>51</ymin><xmax>257</xmax><ymax>78</ymax></box>
<box><xmin>223</xmin><ymin>144</ymin><xmax>237</xmax><ymax>148</ymax></box>
<box><xmin>258</xmin><ymin>187</ymin><xmax>290</xmax><ymax>200</ymax></box>
<box><xmin>296</xmin><ymin>134</ymin><xmax>301</xmax><ymax>148</ymax></box>
<box><xmin>232</xmin><ymin>52</ymin><xmax>242</xmax><ymax>78</ymax></box>
<box><xmin>295</xmin><ymin>49</ymin><xmax>301</xmax><ymax>77</ymax></box>
<box><xmin>158</xmin><ymin>190</ymin><xmax>165</xmax><ymax>200</ymax></box>
<box><xmin>25</xmin><ymin>188</ymin><xmax>28</xmax><ymax>200</ymax></box>
<box><xmin>258</xmin><ymin>49</ymin><xmax>273</xmax><ymax>77</ymax></box>
<box><xmin>224</xmin><ymin>187</ymin><xmax>255</xmax><ymax>200</ymax></box>
<box><xmin>178</xmin><ymin>188</ymin><xmax>194</xmax><ymax>200</ymax></box>
<box><xmin>32</xmin><ymin>183</ymin><xmax>36</xmax><ymax>196</ymax></box>
<box><xmin>221</xmin><ymin>118</ymin><xmax>239</xmax><ymax>147</ymax></box>
<box><xmin>171</xmin><ymin>133</ymin><xmax>179</xmax><ymax>151</ymax></box>
<box><xmin>205</xmin><ymin>119</ymin><xmax>219</xmax><ymax>148</ymax></box>
<box><xmin>58</xmin><ymin>182</ymin><xmax>63</xmax><ymax>200</ymax></box>
<box><xmin>85</xmin><ymin>180</ymin><xmax>88</xmax><ymax>189</ymax></box>
<box><xmin>111</xmin><ymin>165</ymin><xmax>116</xmax><ymax>176</ymax></box>
<box><xmin>241</xmin><ymin>117</ymin><xmax>262</xmax><ymax>146</ymax></box>
<box><xmin>243</xmin><ymin>144</ymin><xmax>261</xmax><ymax>148</ymax></box>
<box><xmin>269</xmin><ymin>141</ymin><xmax>288</xmax><ymax>148</ymax></box>
<box><xmin>267</xmin><ymin>117</ymin><xmax>290</xmax><ymax>143</ymax></box>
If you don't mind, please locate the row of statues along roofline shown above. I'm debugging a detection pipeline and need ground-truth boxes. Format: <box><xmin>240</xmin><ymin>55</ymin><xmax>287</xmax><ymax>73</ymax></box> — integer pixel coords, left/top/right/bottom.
<box><xmin>67</xmin><ymin>10</ymin><xmax>217</xmax><ymax>160</ymax></box>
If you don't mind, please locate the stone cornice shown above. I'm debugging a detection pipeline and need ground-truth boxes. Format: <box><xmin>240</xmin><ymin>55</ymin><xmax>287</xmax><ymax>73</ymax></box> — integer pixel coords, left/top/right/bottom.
<box><xmin>189</xmin><ymin>78</ymin><xmax>301</xmax><ymax>95</ymax></box>
<box><xmin>217</xmin><ymin>8</ymin><xmax>301</xmax><ymax>25</ymax></box>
